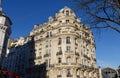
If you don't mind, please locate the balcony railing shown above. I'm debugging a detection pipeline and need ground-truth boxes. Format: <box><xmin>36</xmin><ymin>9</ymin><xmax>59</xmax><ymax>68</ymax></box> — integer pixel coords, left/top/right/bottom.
<box><xmin>75</xmin><ymin>52</ymin><xmax>79</xmax><ymax>56</ymax></box>
<box><xmin>49</xmin><ymin>64</ymin><xmax>54</xmax><ymax>68</ymax></box>
<box><xmin>84</xmin><ymin>54</ymin><xmax>91</xmax><ymax>60</ymax></box>
<box><xmin>44</xmin><ymin>54</ymin><xmax>51</xmax><ymax>57</ymax></box>
<box><xmin>67</xmin><ymin>74</ymin><xmax>73</xmax><ymax>77</ymax></box>
<box><xmin>36</xmin><ymin>56</ymin><xmax>42</xmax><ymax>59</ymax></box>
<box><xmin>46</xmin><ymin>35</ymin><xmax>49</xmax><ymax>38</ymax></box>
<box><xmin>56</xmin><ymin>51</ymin><xmax>62</xmax><ymax>55</ymax></box>
<box><xmin>58</xmin><ymin>42</ymin><xmax>62</xmax><ymax>45</ymax></box>
<box><xmin>77</xmin><ymin>75</ymin><xmax>80</xmax><ymax>78</ymax></box>
<box><xmin>57</xmin><ymin>75</ymin><xmax>62</xmax><ymax>77</ymax></box>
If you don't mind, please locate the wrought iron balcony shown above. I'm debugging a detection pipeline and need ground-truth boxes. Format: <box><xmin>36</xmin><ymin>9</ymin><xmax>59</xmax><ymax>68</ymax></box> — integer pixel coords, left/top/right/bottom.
<box><xmin>36</xmin><ymin>56</ymin><xmax>42</xmax><ymax>59</ymax></box>
<box><xmin>57</xmin><ymin>75</ymin><xmax>62</xmax><ymax>77</ymax></box>
<box><xmin>46</xmin><ymin>35</ymin><xmax>49</xmax><ymax>38</ymax></box>
<box><xmin>58</xmin><ymin>42</ymin><xmax>62</xmax><ymax>45</ymax></box>
<box><xmin>49</xmin><ymin>64</ymin><xmax>54</xmax><ymax>68</ymax></box>
<box><xmin>44</xmin><ymin>54</ymin><xmax>51</xmax><ymax>57</ymax></box>
<box><xmin>56</xmin><ymin>51</ymin><xmax>62</xmax><ymax>55</ymax></box>
<box><xmin>67</xmin><ymin>74</ymin><xmax>73</xmax><ymax>77</ymax></box>
<box><xmin>84</xmin><ymin>54</ymin><xmax>90</xmax><ymax>60</ymax></box>
<box><xmin>77</xmin><ymin>75</ymin><xmax>80</xmax><ymax>78</ymax></box>
<box><xmin>75</xmin><ymin>52</ymin><xmax>79</xmax><ymax>56</ymax></box>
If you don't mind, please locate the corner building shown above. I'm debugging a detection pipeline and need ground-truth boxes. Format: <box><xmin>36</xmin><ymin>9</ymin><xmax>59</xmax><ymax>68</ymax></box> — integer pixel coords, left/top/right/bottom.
<box><xmin>29</xmin><ymin>7</ymin><xmax>99</xmax><ymax>78</ymax></box>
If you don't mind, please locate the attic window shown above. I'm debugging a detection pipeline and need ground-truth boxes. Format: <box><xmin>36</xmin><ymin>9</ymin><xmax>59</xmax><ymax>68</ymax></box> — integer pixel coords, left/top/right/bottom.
<box><xmin>66</xmin><ymin>10</ymin><xmax>69</xmax><ymax>16</ymax></box>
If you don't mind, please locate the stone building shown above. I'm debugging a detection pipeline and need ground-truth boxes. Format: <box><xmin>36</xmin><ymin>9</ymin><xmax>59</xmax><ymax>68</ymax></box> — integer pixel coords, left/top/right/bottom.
<box><xmin>117</xmin><ymin>66</ymin><xmax>120</xmax><ymax>78</ymax></box>
<box><xmin>102</xmin><ymin>67</ymin><xmax>117</xmax><ymax>78</ymax></box>
<box><xmin>4</xmin><ymin>6</ymin><xmax>101</xmax><ymax>78</ymax></box>
<box><xmin>27</xmin><ymin>6</ymin><xmax>100</xmax><ymax>78</ymax></box>
<box><xmin>0</xmin><ymin>7</ymin><xmax>12</xmax><ymax>68</ymax></box>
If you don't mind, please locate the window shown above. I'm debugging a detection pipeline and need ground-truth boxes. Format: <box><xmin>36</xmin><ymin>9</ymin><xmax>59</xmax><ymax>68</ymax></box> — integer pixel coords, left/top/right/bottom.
<box><xmin>82</xmin><ymin>59</ymin><xmax>84</xmax><ymax>65</ymax></box>
<box><xmin>46</xmin><ymin>49</ymin><xmax>48</xmax><ymax>54</ymax></box>
<box><xmin>66</xmin><ymin>37</ymin><xmax>70</xmax><ymax>44</ymax></box>
<box><xmin>58</xmin><ymin>58</ymin><xmax>62</xmax><ymax>63</ymax></box>
<box><xmin>58</xmin><ymin>38</ymin><xmax>62</xmax><ymax>45</ymax></box>
<box><xmin>49</xmin><ymin>49</ymin><xmax>51</xmax><ymax>55</ymax></box>
<box><xmin>58</xmin><ymin>29</ymin><xmax>61</xmax><ymax>33</ymax></box>
<box><xmin>50</xmin><ymin>32</ymin><xmax>52</xmax><ymax>37</ymax></box>
<box><xmin>59</xmin><ymin>21</ymin><xmax>62</xmax><ymax>23</ymax></box>
<box><xmin>66</xmin><ymin>11</ymin><xmax>69</xmax><ymax>16</ymax></box>
<box><xmin>75</xmin><ymin>38</ymin><xmax>77</xmax><ymax>43</ymax></box>
<box><xmin>66</xmin><ymin>46</ymin><xmax>71</xmax><ymax>51</ymax></box>
<box><xmin>66</xmin><ymin>57</ymin><xmax>71</xmax><ymax>63</ymax></box>
<box><xmin>45</xmin><ymin>60</ymin><xmax>48</xmax><ymax>67</ymax></box>
<box><xmin>50</xmin><ymin>40</ymin><xmax>51</xmax><ymax>47</ymax></box>
<box><xmin>57</xmin><ymin>69</ymin><xmax>62</xmax><ymax>77</ymax></box>
<box><xmin>46</xmin><ymin>41</ymin><xmax>48</xmax><ymax>47</ymax></box>
<box><xmin>46</xmin><ymin>32</ymin><xmax>49</xmax><ymax>38</ymax></box>
<box><xmin>66</xmin><ymin>20</ymin><xmax>69</xmax><ymax>23</ymax></box>
<box><xmin>67</xmin><ymin>69</ymin><xmax>72</xmax><ymax>77</ymax></box>
<box><xmin>49</xmin><ymin>59</ymin><xmax>51</xmax><ymax>67</ymax></box>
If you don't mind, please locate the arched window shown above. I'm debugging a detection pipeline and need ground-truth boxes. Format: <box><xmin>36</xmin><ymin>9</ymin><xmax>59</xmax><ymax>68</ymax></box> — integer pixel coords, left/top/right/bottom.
<box><xmin>46</xmin><ymin>41</ymin><xmax>48</xmax><ymax>47</ymax></box>
<box><xmin>66</xmin><ymin>10</ymin><xmax>69</xmax><ymax>16</ymax></box>
<box><xmin>58</xmin><ymin>38</ymin><xmax>62</xmax><ymax>45</ymax></box>
<box><xmin>50</xmin><ymin>32</ymin><xmax>52</xmax><ymax>37</ymax></box>
<box><xmin>58</xmin><ymin>58</ymin><xmax>62</xmax><ymax>63</ymax></box>
<box><xmin>66</xmin><ymin>57</ymin><xmax>71</xmax><ymax>63</ymax></box>
<box><xmin>66</xmin><ymin>46</ymin><xmax>71</xmax><ymax>51</ymax></box>
<box><xmin>66</xmin><ymin>37</ymin><xmax>70</xmax><ymax>44</ymax></box>
<box><xmin>67</xmin><ymin>69</ymin><xmax>72</xmax><ymax>77</ymax></box>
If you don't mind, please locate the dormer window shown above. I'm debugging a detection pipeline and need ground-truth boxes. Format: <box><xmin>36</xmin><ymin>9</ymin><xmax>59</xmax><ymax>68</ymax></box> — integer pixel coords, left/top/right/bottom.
<box><xmin>66</xmin><ymin>10</ymin><xmax>69</xmax><ymax>16</ymax></box>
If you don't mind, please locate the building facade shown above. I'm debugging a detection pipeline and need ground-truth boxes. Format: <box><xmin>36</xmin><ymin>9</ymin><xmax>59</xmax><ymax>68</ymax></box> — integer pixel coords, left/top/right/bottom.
<box><xmin>3</xmin><ymin>36</ymin><xmax>34</xmax><ymax>78</ymax></box>
<box><xmin>5</xmin><ymin>6</ymin><xmax>100</xmax><ymax>78</ymax></box>
<box><xmin>27</xmin><ymin>6</ymin><xmax>100</xmax><ymax>78</ymax></box>
<box><xmin>0</xmin><ymin>7</ymin><xmax>12</xmax><ymax>68</ymax></box>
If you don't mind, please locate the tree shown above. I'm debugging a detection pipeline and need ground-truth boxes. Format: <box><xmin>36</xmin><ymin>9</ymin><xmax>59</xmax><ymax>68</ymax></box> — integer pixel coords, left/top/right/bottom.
<box><xmin>65</xmin><ymin>0</ymin><xmax>120</xmax><ymax>33</ymax></box>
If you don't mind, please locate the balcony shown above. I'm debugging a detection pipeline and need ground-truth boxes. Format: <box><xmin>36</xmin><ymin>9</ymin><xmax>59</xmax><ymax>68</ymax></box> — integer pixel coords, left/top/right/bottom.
<box><xmin>84</xmin><ymin>54</ymin><xmax>90</xmax><ymax>60</ymax></box>
<box><xmin>57</xmin><ymin>75</ymin><xmax>62</xmax><ymax>77</ymax></box>
<box><xmin>75</xmin><ymin>52</ymin><xmax>79</xmax><ymax>56</ymax></box>
<box><xmin>56</xmin><ymin>51</ymin><xmax>62</xmax><ymax>56</ymax></box>
<box><xmin>58</xmin><ymin>42</ymin><xmax>62</xmax><ymax>45</ymax></box>
<box><xmin>55</xmin><ymin>63</ymin><xmax>81</xmax><ymax>68</ymax></box>
<box><xmin>80</xmin><ymin>65</ymin><xmax>97</xmax><ymax>71</ymax></box>
<box><xmin>77</xmin><ymin>75</ymin><xmax>80</xmax><ymax>78</ymax></box>
<box><xmin>49</xmin><ymin>64</ymin><xmax>54</xmax><ymax>68</ymax></box>
<box><xmin>44</xmin><ymin>54</ymin><xmax>51</xmax><ymax>57</ymax></box>
<box><xmin>65</xmin><ymin>51</ymin><xmax>74</xmax><ymax>55</ymax></box>
<box><xmin>36</xmin><ymin>56</ymin><xmax>42</xmax><ymax>59</ymax></box>
<box><xmin>67</xmin><ymin>74</ymin><xmax>73</xmax><ymax>77</ymax></box>
<box><xmin>46</xmin><ymin>35</ymin><xmax>49</xmax><ymax>38</ymax></box>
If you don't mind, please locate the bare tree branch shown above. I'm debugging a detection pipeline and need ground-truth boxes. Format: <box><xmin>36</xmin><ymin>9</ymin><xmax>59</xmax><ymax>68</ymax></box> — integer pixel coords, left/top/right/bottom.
<box><xmin>65</xmin><ymin>0</ymin><xmax>120</xmax><ymax>33</ymax></box>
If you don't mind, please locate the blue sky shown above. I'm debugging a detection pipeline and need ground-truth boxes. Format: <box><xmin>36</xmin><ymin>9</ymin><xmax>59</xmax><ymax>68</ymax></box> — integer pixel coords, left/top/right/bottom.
<box><xmin>2</xmin><ymin>0</ymin><xmax>120</xmax><ymax>69</ymax></box>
